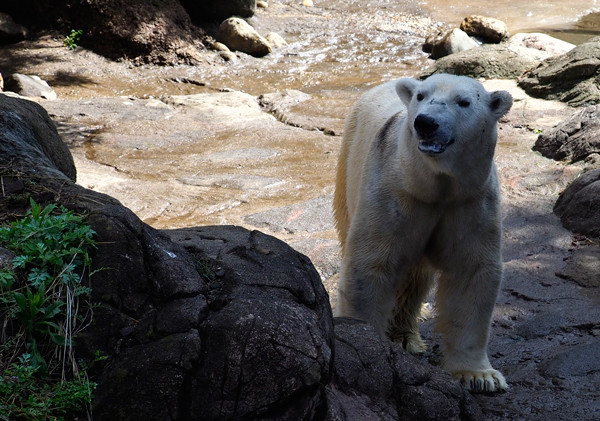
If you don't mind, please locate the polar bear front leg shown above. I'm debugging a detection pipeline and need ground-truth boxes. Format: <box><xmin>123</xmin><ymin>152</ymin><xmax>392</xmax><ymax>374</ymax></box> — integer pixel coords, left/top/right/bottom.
<box><xmin>335</xmin><ymin>216</ymin><xmax>409</xmax><ymax>339</ymax></box>
<box><xmin>336</xmin><ymin>251</ymin><xmax>400</xmax><ymax>339</ymax></box>
<box><xmin>436</xmin><ymin>262</ymin><xmax>507</xmax><ymax>393</ymax></box>
<box><xmin>387</xmin><ymin>262</ymin><xmax>435</xmax><ymax>354</ymax></box>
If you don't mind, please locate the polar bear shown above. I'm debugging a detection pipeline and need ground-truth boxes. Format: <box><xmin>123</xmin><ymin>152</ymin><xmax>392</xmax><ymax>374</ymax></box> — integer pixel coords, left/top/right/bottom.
<box><xmin>334</xmin><ymin>74</ymin><xmax>513</xmax><ymax>393</ymax></box>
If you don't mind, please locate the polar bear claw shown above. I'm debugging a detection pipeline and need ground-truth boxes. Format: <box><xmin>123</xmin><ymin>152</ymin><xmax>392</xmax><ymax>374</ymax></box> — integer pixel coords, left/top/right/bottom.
<box><xmin>453</xmin><ymin>368</ymin><xmax>508</xmax><ymax>393</ymax></box>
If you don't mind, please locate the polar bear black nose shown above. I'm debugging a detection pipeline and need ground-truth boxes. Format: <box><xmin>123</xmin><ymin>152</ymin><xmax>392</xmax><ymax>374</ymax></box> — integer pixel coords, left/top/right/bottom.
<box><xmin>414</xmin><ymin>114</ymin><xmax>439</xmax><ymax>137</ymax></box>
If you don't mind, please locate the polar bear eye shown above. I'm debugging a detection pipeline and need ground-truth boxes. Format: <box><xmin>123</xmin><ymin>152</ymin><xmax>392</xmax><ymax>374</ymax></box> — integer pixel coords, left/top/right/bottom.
<box><xmin>416</xmin><ymin>93</ymin><xmax>424</xmax><ymax>102</ymax></box>
<box><xmin>457</xmin><ymin>98</ymin><xmax>471</xmax><ymax>108</ymax></box>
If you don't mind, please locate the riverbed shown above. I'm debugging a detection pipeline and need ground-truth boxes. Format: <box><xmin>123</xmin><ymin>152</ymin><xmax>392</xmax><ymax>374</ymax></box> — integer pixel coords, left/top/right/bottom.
<box><xmin>2</xmin><ymin>1</ymin><xmax>600</xmax><ymax>418</ymax></box>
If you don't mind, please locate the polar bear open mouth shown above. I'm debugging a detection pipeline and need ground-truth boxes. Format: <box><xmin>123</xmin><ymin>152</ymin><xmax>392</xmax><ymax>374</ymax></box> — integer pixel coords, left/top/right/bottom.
<box><xmin>418</xmin><ymin>138</ymin><xmax>455</xmax><ymax>155</ymax></box>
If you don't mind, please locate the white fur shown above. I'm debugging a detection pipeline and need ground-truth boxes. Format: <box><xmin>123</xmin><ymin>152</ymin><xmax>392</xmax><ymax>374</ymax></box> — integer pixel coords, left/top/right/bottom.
<box><xmin>333</xmin><ymin>74</ymin><xmax>513</xmax><ymax>393</ymax></box>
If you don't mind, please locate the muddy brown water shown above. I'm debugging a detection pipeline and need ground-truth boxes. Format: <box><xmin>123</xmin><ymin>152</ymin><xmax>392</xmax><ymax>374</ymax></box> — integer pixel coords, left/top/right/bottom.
<box><xmin>52</xmin><ymin>0</ymin><xmax>597</xmax><ymax>231</ymax></box>
<box><xmin>23</xmin><ymin>0</ymin><xmax>600</xmax><ymax>100</ymax></box>
<box><xmin>423</xmin><ymin>0</ymin><xmax>598</xmax><ymax>31</ymax></box>
<box><xmin>423</xmin><ymin>0</ymin><xmax>600</xmax><ymax>44</ymax></box>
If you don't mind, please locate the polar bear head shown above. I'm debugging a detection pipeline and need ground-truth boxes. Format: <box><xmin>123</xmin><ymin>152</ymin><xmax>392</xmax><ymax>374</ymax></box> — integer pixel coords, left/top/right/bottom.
<box><xmin>395</xmin><ymin>74</ymin><xmax>513</xmax><ymax>160</ymax></box>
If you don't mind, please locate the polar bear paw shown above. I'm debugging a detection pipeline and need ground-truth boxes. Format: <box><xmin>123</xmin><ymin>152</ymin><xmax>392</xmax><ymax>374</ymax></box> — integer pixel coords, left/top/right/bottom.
<box><xmin>452</xmin><ymin>368</ymin><xmax>508</xmax><ymax>393</ymax></box>
<box><xmin>388</xmin><ymin>330</ymin><xmax>427</xmax><ymax>354</ymax></box>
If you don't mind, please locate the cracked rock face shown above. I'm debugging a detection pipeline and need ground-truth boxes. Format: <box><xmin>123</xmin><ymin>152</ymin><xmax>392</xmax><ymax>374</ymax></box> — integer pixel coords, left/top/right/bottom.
<box><xmin>0</xmin><ymin>93</ymin><xmax>480</xmax><ymax>420</ymax></box>
<box><xmin>423</xmin><ymin>44</ymin><xmax>549</xmax><ymax>79</ymax></box>
<box><xmin>554</xmin><ymin>168</ymin><xmax>600</xmax><ymax>238</ymax></box>
<box><xmin>518</xmin><ymin>36</ymin><xmax>600</xmax><ymax>106</ymax></box>
<box><xmin>165</xmin><ymin>225</ymin><xmax>334</xmax><ymax>420</ymax></box>
<box><xmin>0</xmin><ymin>93</ymin><xmax>76</xmax><ymax>181</ymax></box>
<box><xmin>533</xmin><ymin>105</ymin><xmax>600</xmax><ymax>164</ymax></box>
<box><xmin>329</xmin><ymin>318</ymin><xmax>482</xmax><ymax>421</ymax></box>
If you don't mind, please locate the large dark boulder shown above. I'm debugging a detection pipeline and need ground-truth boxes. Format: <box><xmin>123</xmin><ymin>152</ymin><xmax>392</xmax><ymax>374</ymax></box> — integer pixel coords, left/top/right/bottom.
<box><xmin>0</xmin><ymin>93</ymin><xmax>75</xmax><ymax>180</ymax></box>
<box><xmin>329</xmin><ymin>318</ymin><xmax>482</xmax><ymax>420</ymax></box>
<box><xmin>533</xmin><ymin>105</ymin><xmax>600</xmax><ymax>163</ymax></box>
<box><xmin>554</xmin><ymin>169</ymin><xmax>600</xmax><ymax>238</ymax></box>
<box><xmin>181</xmin><ymin>0</ymin><xmax>257</xmax><ymax>22</ymax></box>
<box><xmin>165</xmin><ymin>225</ymin><xmax>334</xmax><ymax>420</ymax></box>
<box><xmin>423</xmin><ymin>44</ymin><xmax>548</xmax><ymax>79</ymax></box>
<box><xmin>518</xmin><ymin>37</ymin><xmax>600</xmax><ymax>106</ymax></box>
<box><xmin>0</xmin><ymin>93</ymin><xmax>482</xmax><ymax>420</ymax></box>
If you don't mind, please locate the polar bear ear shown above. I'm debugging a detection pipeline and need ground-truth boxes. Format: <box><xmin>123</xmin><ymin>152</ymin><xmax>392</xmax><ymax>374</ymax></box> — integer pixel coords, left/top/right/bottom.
<box><xmin>395</xmin><ymin>78</ymin><xmax>420</xmax><ymax>106</ymax></box>
<box><xmin>489</xmin><ymin>90</ymin><xmax>513</xmax><ymax>120</ymax></box>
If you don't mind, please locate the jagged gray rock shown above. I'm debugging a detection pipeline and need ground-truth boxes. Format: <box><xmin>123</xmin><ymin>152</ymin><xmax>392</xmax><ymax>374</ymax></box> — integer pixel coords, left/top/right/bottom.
<box><xmin>0</xmin><ymin>93</ymin><xmax>75</xmax><ymax>180</ymax></box>
<box><xmin>533</xmin><ymin>105</ymin><xmax>600</xmax><ymax>163</ymax></box>
<box><xmin>423</xmin><ymin>44</ymin><xmax>548</xmax><ymax>79</ymax></box>
<box><xmin>554</xmin><ymin>169</ymin><xmax>600</xmax><ymax>238</ymax></box>
<box><xmin>518</xmin><ymin>37</ymin><xmax>600</xmax><ymax>105</ymax></box>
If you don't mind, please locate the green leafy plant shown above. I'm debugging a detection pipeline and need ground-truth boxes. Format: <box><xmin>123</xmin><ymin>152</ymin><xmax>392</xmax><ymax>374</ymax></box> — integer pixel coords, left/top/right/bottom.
<box><xmin>0</xmin><ymin>353</ymin><xmax>96</xmax><ymax>421</ymax></box>
<box><xmin>0</xmin><ymin>198</ymin><xmax>97</xmax><ymax>420</ymax></box>
<box><xmin>64</xmin><ymin>29</ymin><xmax>83</xmax><ymax>50</ymax></box>
<box><xmin>195</xmin><ymin>258</ymin><xmax>216</xmax><ymax>282</ymax></box>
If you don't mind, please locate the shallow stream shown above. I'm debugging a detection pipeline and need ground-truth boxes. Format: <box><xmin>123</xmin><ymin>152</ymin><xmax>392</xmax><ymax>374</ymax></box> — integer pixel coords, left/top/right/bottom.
<box><xmin>42</xmin><ymin>0</ymin><xmax>600</xmax><ymax>100</ymax></box>
<box><xmin>6</xmin><ymin>0</ymin><xmax>600</xmax><ymax>233</ymax></box>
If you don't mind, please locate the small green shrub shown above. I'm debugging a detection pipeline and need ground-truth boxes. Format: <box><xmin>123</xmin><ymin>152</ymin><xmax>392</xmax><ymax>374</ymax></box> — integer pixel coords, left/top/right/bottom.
<box><xmin>0</xmin><ymin>198</ymin><xmax>97</xmax><ymax>420</ymax></box>
<box><xmin>0</xmin><ymin>353</ymin><xmax>96</xmax><ymax>421</ymax></box>
<box><xmin>64</xmin><ymin>29</ymin><xmax>83</xmax><ymax>50</ymax></box>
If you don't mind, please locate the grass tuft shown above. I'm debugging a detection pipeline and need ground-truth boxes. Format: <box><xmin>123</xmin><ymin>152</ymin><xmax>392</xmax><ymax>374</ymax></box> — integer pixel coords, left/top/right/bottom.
<box><xmin>0</xmin><ymin>198</ymin><xmax>97</xmax><ymax>420</ymax></box>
